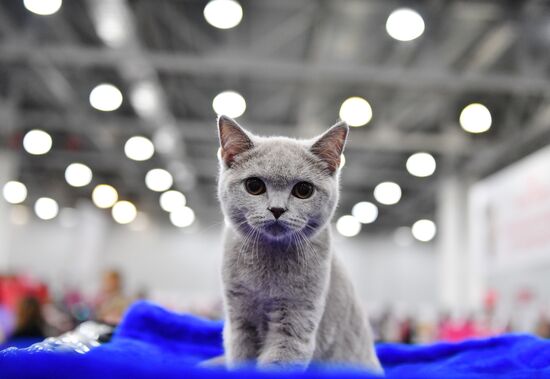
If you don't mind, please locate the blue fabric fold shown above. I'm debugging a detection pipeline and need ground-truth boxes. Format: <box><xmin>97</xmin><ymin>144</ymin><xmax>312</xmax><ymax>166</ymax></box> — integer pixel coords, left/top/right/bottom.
<box><xmin>1</xmin><ymin>300</ymin><xmax>549</xmax><ymax>378</ymax></box>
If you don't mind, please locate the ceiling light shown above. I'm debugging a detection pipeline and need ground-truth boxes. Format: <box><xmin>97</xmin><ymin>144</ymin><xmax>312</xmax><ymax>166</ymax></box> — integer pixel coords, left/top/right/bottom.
<box><xmin>386</xmin><ymin>8</ymin><xmax>425</xmax><ymax>42</ymax></box>
<box><xmin>3</xmin><ymin>181</ymin><xmax>27</xmax><ymax>204</ymax></box>
<box><xmin>212</xmin><ymin>91</ymin><xmax>246</xmax><ymax>118</ymax></box>
<box><xmin>145</xmin><ymin>169</ymin><xmax>173</xmax><ymax>192</ymax></box>
<box><xmin>170</xmin><ymin>206</ymin><xmax>195</xmax><ymax>228</ymax></box>
<box><xmin>65</xmin><ymin>163</ymin><xmax>93</xmax><ymax>187</ymax></box>
<box><xmin>34</xmin><ymin>197</ymin><xmax>59</xmax><ymax>220</ymax></box>
<box><xmin>89</xmin><ymin>83</ymin><xmax>123</xmax><ymax>112</ymax></box>
<box><xmin>130</xmin><ymin>82</ymin><xmax>160</xmax><ymax>118</ymax></box>
<box><xmin>336</xmin><ymin>215</ymin><xmax>361</xmax><ymax>237</ymax></box>
<box><xmin>374</xmin><ymin>182</ymin><xmax>402</xmax><ymax>205</ymax></box>
<box><xmin>339</xmin><ymin>97</ymin><xmax>373</xmax><ymax>127</ymax></box>
<box><xmin>351</xmin><ymin>202</ymin><xmax>378</xmax><ymax>224</ymax></box>
<box><xmin>339</xmin><ymin>154</ymin><xmax>346</xmax><ymax>169</ymax></box>
<box><xmin>92</xmin><ymin>1</ymin><xmax>129</xmax><ymax>48</ymax></box>
<box><xmin>153</xmin><ymin>128</ymin><xmax>177</xmax><ymax>154</ymax></box>
<box><xmin>124</xmin><ymin>136</ymin><xmax>155</xmax><ymax>161</ymax></box>
<box><xmin>204</xmin><ymin>0</ymin><xmax>243</xmax><ymax>29</ymax></box>
<box><xmin>459</xmin><ymin>103</ymin><xmax>492</xmax><ymax>133</ymax></box>
<box><xmin>112</xmin><ymin>201</ymin><xmax>137</xmax><ymax>224</ymax></box>
<box><xmin>159</xmin><ymin>190</ymin><xmax>186</xmax><ymax>212</ymax></box>
<box><xmin>412</xmin><ymin>219</ymin><xmax>437</xmax><ymax>242</ymax></box>
<box><xmin>23</xmin><ymin>0</ymin><xmax>62</xmax><ymax>15</ymax></box>
<box><xmin>92</xmin><ymin>184</ymin><xmax>118</xmax><ymax>209</ymax></box>
<box><xmin>406</xmin><ymin>152</ymin><xmax>436</xmax><ymax>177</ymax></box>
<box><xmin>23</xmin><ymin>129</ymin><xmax>52</xmax><ymax>155</ymax></box>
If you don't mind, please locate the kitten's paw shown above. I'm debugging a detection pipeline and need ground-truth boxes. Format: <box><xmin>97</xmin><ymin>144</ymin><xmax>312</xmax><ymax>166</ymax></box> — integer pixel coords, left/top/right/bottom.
<box><xmin>197</xmin><ymin>355</ymin><xmax>226</xmax><ymax>367</ymax></box>
<box><xmin>257</xmin><ymin>361</ymin><xmax>307</xmax><ymax>372</ymax></box>
<box><xmin>257</xmin><ymin>353</ymin><xmax>308</xmax><ymax>372</ymax></box>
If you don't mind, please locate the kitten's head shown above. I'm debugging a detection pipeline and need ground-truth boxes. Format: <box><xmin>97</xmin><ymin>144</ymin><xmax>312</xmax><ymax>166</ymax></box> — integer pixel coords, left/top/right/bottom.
<box><xmin>217</xmin><ymin>115</ymin><xmax>348</xmax><ymax>242</ymax></box>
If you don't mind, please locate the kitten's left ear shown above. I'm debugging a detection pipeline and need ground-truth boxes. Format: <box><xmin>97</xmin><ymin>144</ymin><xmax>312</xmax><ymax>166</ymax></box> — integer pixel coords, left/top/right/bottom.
<box><xmin>218</xmin><ymin>115</ymin><xmax>254</xmax><ymax>168</ymax></box>
<box><xmin>310</xmin><ymin>121</ymin><xmax>349</xmax><ymax>174</ymax></box>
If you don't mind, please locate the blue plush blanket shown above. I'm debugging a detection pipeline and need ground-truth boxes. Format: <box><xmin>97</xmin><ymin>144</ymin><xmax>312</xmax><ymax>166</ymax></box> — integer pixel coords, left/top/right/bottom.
<box><xmin>1</xmin><ymin>301</ymin><xmax>549</xmax><ymax>378</ymax></box>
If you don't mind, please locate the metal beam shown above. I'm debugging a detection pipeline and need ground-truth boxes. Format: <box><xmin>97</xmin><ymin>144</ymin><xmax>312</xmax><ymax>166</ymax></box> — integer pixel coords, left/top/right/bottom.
<box><xmin>1</xmin><ymin>43</ymin><xmax>549</xmax><ymax>95</ymax></box>
<box><xmin>11</xmin><ymin>110</ymin><xmax>473</xmax><ymax>155</ymax></box>
<box><xmin>464</xmin><ymin>100</ymin><xmax>550</xmax><ymax>177</ymax></box>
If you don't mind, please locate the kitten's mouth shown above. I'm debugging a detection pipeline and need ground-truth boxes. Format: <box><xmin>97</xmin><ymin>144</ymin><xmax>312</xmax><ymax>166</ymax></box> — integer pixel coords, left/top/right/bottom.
<box><xmin>262</xmin><ymin>220</ymin><xmax>293</xmax><ymax>238</ymax></box>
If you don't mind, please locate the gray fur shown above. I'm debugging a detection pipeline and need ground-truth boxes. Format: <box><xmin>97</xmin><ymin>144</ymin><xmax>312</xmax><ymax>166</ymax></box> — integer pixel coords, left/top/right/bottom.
<box><xmin>216</xmin><ymin>115</ymin><xmax>382</xmax><ymax>372</ymax></box>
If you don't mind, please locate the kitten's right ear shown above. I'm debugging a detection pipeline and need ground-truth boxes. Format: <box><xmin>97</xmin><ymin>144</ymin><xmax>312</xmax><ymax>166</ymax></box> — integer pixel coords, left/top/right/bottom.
<box><xmin>310</xmin><ymin>121</ymin><xmax>349</xmax><ymax>174</ymax></box>
<box><xmin>217</xmin><ymin>115</ymin><xmax>253</xmax><ymax>168</ymax></box>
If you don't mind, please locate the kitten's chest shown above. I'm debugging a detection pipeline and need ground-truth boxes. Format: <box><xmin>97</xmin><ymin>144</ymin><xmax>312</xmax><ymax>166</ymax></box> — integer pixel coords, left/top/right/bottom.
<box><xmin>222</xmin><ymin>229</ymin><xmax>330</xmax><ymax>301</ymax></box>
<box><xmin>225</xmin><ymin>261</ymin><xmax>293</xmax><ymax>297</ymax></box>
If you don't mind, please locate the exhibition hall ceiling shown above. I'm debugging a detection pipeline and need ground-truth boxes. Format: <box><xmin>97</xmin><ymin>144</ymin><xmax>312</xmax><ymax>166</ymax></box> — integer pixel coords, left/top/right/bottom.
<box><xmin>1</xmin><ymin>0</ymin><xmax>549</xmax><ymax>237</ymax></box>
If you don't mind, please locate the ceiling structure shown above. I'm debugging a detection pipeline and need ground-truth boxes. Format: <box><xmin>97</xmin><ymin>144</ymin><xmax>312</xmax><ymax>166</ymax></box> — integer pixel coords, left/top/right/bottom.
<box><xmin>1</xmin><ymin>0</ymin><xmax>550</xmax><ymax>236</ymax></box>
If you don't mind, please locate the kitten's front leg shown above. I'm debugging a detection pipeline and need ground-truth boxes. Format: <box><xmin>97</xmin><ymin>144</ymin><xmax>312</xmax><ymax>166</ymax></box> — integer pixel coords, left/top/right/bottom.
<box><xmin>258</xmin><ymin>302</ymin><xmax>319</xmax><ymax>369</ymax></box>
<box><xmin>224</xmin><ymin>308</ymin><xmax>259</xmax><ymax>365</ymax></box>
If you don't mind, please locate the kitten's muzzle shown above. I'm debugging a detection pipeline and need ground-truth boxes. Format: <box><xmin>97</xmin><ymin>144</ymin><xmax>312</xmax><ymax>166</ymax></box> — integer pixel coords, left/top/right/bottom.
<box><xmin>268</xmin><ymin>207</ymin><xmax>286</xmax><ymax>219</ymax></box>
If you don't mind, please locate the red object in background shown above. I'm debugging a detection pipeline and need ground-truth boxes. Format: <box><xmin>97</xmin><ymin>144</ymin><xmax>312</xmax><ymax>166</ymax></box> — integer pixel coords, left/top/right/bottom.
<box><xmin>438</xmin><ymin>318</ymin><xmax>478</xmax><ymax>342</ymax></box>
<box><xmin>65</xmin><ymin>135</ymin><xmax>82</xmax><ymax>151</ymax></box>
<box><xmin>7</xmin><ymin>132</ymin><xmax>23</xmax><ymax>150</ymax></box>
<box><xmin>516</xmin><ymin>287</ymin><xmax>534</xmax><ymax>304</ymax></box>
<box><xmin>484</xmin><ymin>288</ymin><xmax>498</xmax><ymax>311</ymax></box>
<box><xmin>0</xmin><ymin>275</ymin><xmax>49</xmax><ymax>311</ymax></box>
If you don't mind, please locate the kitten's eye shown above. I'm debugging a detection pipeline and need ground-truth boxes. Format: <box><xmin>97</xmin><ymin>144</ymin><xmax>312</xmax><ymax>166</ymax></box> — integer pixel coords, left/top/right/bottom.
<box><xmin>292</xmin><ymin>182</ymin><xmax>314</xmax><ymax>199</ymax></box>
<box><xmin>244</xmin><ymin>177</ymin><xmax>266</xmax><ymax>195</ymax></box>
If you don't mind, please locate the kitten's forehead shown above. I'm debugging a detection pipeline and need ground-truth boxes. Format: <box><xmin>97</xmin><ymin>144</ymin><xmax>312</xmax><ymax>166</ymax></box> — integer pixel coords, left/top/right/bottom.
<box><xmin>235</xmin><ymin>137</ymin><xmax>324</xmax><ymax>182</ymax></box>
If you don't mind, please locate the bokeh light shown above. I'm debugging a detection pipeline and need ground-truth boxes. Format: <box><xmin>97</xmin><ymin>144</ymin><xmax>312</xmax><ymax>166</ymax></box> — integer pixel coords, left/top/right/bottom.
<box><xmin>145</xmin><ymin>169</ymin><xmax>173</xmax><ymax>192</ymax></box>
<box><xmin>34</xmin><ymin>197</ymin><xmax>59</xmax><ymax>220</ymax></box>
<box><xmin>130</xmin><ymin>82</ymin><xmax>160</xmax><ymax>118</ymax></box>
<box><xmin>339</xmin><ymin>97</ymin><xmax>373</xmax><ymax>127</ymax></box>
<box><xmin>124</xmin><ymin>136</ymin><xmax>155</xmax><ymax>161</ymax></box>
<box><xmin>3</xmin><ymin>181</ymin><xmax>27</xmax><ymax>204</ymax></box>
<box><xmin>212</xmin><ymin>91</ymin><xmax>246</xmax><ymax>118</ymax></box>
<box><xmin>89</xmin><ymin>83</ymin><xmax>123</xmax><ymax>112</ymax></box>
<box><xmin>406</xmin><ymin>152</ymin><xmax>436</xmax><ymax>177</ymax></box>
<box><xmin>459</xmin><ymin>103</ymin><xmax>492</xmax><ymax>134</ymax></box>
<box><xmin>412</xmin><ymin>219</ymin><xmax>437</xmax><ymax>242</ymax></box>
<box><xmin>160</xmin><ymin>190</ymin><xmax>186</xmax><ymax>212</ymax></box>
<box><xmin>23</xmin><ymin>0</ymin><xmax>62</xmax><ymax>15</ymax></box>
<box><xmin>23</xmin><ymin>130</ymin><xmax>52</xmax><ymax>156</ymax></box>
<box><xmin>351</xmin><ymin>202</ymin><xmax>378</xmax><ymax>224</ymax></box>
<box><xmin>112</xmin><ymin>201</ymin><xmax>137</xmax><ymax>224</ymax></box>
<box><xmin>336</xmin><ymin>215</ymin><xmax>361</xmax><ymax>237</ymax></box>
<box><xmin>386</xmin><ymin>8</ymin><xmax>425</xmax><ymax>41</ymax></box>
<box><xmin>204</xmin><ymin>0</ymin><xmax>243</xmax><ymax>29</ymax></box>
<box><xmin>65</xmin><ymin>163</ymin><xmax>93</xmax><ymax>187</ymax></box>
<box><xmin>339</xmin><ymin>154</ymin><xmax>346</xmax><ymax>169</ymax></box>
<box><xmin>92</xmin><ymin>185</ymin><xmax>118</xmax><ymax>209</ymax></box>
<box><xmin>170</xmin><ymin>206</ymin><xmax>195</xmax><ymax>228</ymax></box>
<box><xmin>374</xmin><ymin>182</ymin><xmax>402</xmax><ymax>205</ymax></box>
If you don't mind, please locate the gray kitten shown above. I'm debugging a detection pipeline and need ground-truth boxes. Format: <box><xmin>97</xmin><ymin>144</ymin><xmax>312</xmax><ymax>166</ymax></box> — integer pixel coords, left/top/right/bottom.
<box><xmin>216</xmin><ymin>115</ymin><xmax>382</xmax><ymax>372</ymax></box>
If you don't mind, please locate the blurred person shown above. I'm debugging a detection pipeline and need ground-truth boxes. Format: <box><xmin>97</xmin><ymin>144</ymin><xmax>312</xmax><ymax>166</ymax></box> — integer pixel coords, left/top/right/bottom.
<box><xmin>3</xmin><ymin>296</ymin><xmax>46</xmax><ymax>349</ymax></box>
<box><xmin>94</xmin><ymin>270</ymin><xmax>131</xmax><ymax>325</ymax></box>
<box><xmin>135</xmin><ymin>286</ymin><xmax>148</xmax><ymax>301</ymax></box>
<box><xmin>400</xmin><ymin>317</ymin><xmax>416</xmax><ymax>344</ymax></box>
<box><xmin>376</xmin><ymin>308</ymin><xmax>402</xmax><ymax>343</ymax></box>
<box><xmin>0</xmin><ymin>302</ymin><xmax>14</xmax><ymax>343</ymax></box>
<box><xmin>535</xmin><ymin>313</ymin><xmax>550</xmax><ymax>339</ymax></box>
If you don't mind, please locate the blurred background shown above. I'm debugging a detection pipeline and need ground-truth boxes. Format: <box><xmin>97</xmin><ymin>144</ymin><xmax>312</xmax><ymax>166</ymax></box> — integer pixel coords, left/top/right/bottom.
<box><xmin>1</xmin><ymin>0</ymin><xmax>550</xmax><ymax>348</ymax></box>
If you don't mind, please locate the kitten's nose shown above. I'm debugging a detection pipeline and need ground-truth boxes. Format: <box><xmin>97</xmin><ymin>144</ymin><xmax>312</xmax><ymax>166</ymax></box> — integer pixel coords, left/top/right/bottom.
<box><xmin>269</xmin><ymin>207</ymin><xmax>286</xmax><ymax>219</ymax></box>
